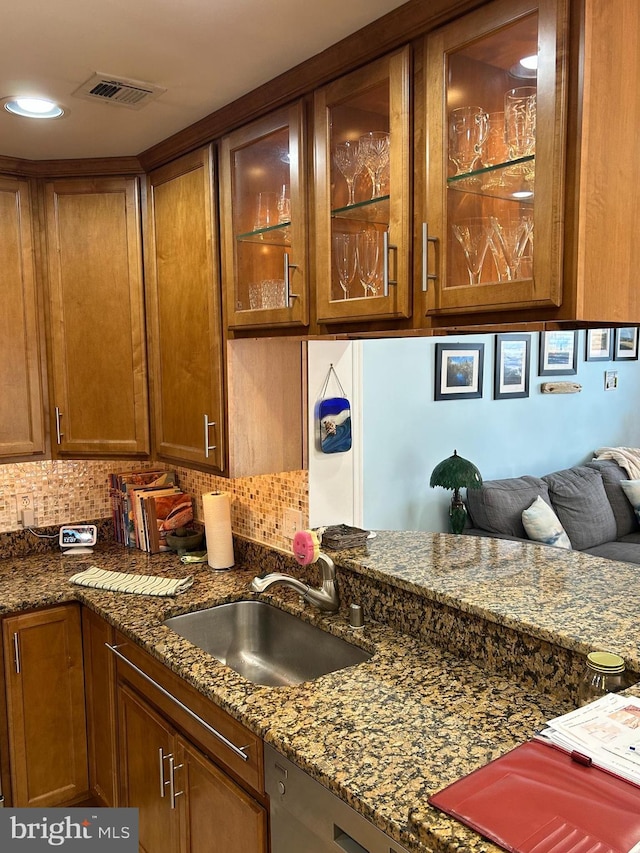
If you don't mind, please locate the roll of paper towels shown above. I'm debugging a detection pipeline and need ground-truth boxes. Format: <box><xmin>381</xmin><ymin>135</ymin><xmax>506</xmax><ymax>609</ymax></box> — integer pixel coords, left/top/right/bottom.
<box><xmin>202</xmin><ymin>491</ymin><xmax>235</xmax><ymax>570</ymax></box>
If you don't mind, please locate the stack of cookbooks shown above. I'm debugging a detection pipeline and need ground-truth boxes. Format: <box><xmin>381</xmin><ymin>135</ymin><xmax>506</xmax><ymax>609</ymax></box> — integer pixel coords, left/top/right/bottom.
<box><xmin>109</xmin><ymin>469</ymin><xmax>194</xmax><ymax>553</ymax></box>
<box><xmin>428</xmin><ymin>693</ymin><xmax>640</xmax><ymax>853</ymax></box>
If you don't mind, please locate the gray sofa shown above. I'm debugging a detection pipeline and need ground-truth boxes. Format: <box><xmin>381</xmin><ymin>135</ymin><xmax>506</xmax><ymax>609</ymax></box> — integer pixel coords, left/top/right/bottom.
<box><xmin>464</xmin><ymin>459</ymin><xmax>640</xmax><ymax>564</ymax></box>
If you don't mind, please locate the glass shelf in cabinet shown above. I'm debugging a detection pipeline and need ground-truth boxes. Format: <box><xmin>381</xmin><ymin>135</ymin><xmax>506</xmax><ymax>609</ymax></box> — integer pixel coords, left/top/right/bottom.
<box><xmin>331</xmin><ymin>194</ymin><xmax>390</xmax><ymax>224</ymax></box>
<box><xmin>447</xmin><ymin>156</ymin><xmax>535</xmax><ymax>203</ymax></box>
<box><xmin>236</xmin><ymin>221</ymin><xmax>292</xmax><ymax>246</ymax></box>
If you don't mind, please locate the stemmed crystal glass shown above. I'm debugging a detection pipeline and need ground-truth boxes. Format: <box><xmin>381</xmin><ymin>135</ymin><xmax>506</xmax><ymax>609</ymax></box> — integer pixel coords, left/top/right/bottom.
<box><xmin>490</xmin><ymin>214</ymin><xmax>534</xmax><ymax>280</ymax></box>
<box><xmin>452</xmin><ymin>218</ymin><xmax>491</xmax><ymax>285</ymax></box>
<box><xmin>358</xmin><ymin>131</ymin><xmax>390</xmax><ymax>199</ymax></box>
<box><xmin>355</xmin><ymin>230</ymin><xmax>381</xmax><ymax>296</ymax></box>
<box><xmin>333</xmin><ymin>141</ymin><xmax>362</xmax><ymax>207</ymax></box>
<box><xmin>449</xmin><ymin>107</ymin><xmax>489</xmax><ymax>176</ymax></box>
<box><xmin>333</xmin><ymin>232</ymin><xmax>357</xmax><ymax>299</ymax></box>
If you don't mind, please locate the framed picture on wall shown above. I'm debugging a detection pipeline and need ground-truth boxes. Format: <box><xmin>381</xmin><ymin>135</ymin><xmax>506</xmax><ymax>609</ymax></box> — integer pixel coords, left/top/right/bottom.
<box><xmin>538</xmin><ymin>330</ymin><xmax>578</xmax><ymax>376</ymax></box>
<box><xmin>585</xmin><ymin>328</ymin><xmax>613</xmax><ymax>362</ymax></box>
<box><xmin>614</xmin><ymin>327</ymin><xmax>639</xmax><ymax>361</ymax></box>
<box><xmin>434</xmin><ymin>342</ymin><xmax>484</xmax><ymax>401</ymax></box>
<box><xmin>494</xmin><ymin>334</ymin><xmax>531</xmax><ymax>399</ymax></box>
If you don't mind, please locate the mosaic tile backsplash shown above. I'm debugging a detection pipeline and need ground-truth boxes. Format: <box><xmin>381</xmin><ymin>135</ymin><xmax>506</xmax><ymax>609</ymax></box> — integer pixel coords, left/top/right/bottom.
<box><xmin>0</xmin><ymin>460</ymin><xmax>308</xmax><ymax>554</ymax></box>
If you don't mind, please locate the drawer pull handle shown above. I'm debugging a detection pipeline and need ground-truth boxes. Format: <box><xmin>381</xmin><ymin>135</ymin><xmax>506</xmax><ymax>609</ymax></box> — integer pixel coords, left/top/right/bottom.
<box><xmin>169</xmin><ymin>755</ymin><xmax>184</xmax><ymax>809</ymax></box>
<box><xmin>106</xmin><ymin>643</ymin><xmax>250</xmax><ymax>762</ymax></box>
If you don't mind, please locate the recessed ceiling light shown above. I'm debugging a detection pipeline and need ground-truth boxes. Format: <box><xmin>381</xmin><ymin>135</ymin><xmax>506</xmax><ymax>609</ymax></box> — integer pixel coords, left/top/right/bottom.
<box><xmin>519</xmin><ymin>54</ymin><xmax>538</xmax><ymax>71</ymax></box>
<box><xmin>509</xmin><ymin>54</ymin><xmax>538</xmax><ymax>79</ymax></box>
<box><xmin>4</xmin><ymin>97</ymin><xmax>65</xmax><ymax>119</ymax></box>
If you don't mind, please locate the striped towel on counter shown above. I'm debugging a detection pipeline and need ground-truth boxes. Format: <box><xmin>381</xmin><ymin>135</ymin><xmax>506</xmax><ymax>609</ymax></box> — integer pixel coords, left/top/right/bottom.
<box><xmin>69</xmin><ymin>566</ymin><xmax>194</xmax><ymax>596</ymax></box>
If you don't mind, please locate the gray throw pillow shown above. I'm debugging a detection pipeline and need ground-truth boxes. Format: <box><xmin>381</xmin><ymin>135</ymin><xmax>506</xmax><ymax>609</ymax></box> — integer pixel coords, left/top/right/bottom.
<box><xmin>465</xmin><ymin>476</ymin><xmax>550</xmax><ymax>539</ymax></box>
<box><xmin>586</xmin><ymin>459</ymin><xmax>638</xmax><ymax>537</ymax></box>
<box><xmin>542</xmin><ymin>466</ymin><xmax>617</xmax><ymax>550</ymax></box>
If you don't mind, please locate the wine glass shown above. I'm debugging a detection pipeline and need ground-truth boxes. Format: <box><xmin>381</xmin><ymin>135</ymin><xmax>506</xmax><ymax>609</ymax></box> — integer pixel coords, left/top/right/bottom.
<box><xmin>332</xmin><ymin>232</ymin><xmax>357</xmax><ymax>299</ymax></box>
<box><xmin>449</xmin><ymin>107</ymin><xmax>488</xmax><ymax>176</ymax></box>
<box><xmin>355</xmin><ymin>230</ymin><xmax>381</xmax><ymax>296</ymax></box>
<box><xmin>333</xmin><ymin>141</ymin><xmax>362</xmax><ymax>207</ymax></box>
<box><xmin>358</xmin><ymin>131</ymin><xmax>390</xmax><ymax>199</ymax></box>
<box><xmin>490</xmin><ymin>214</ymin><xmax>534</xmax><ymax>280</ymax></box>
<box><xmin>452</xmin><ymin>218</ymin><xmax>491</xmax><ymax>285</ymax></box>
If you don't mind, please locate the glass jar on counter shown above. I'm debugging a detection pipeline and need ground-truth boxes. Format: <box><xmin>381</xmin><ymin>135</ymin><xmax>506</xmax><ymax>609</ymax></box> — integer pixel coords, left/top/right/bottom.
<box><xmin>578</xmin><ymin>651</ymin><xmax>629</xmax><ymax>706</ymax></box>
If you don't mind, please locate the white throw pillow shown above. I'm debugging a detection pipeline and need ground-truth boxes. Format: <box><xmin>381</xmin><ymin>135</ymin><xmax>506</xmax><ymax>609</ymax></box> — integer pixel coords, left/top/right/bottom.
<box><xmin>620</xmin><ymin>479</ymin><xmax>640</xmax><ymax>523</ymax></box>
<box><xmin>522</xmin><ymin>496</ymin><xmax>572</xmax><ymax>549</ymax></box>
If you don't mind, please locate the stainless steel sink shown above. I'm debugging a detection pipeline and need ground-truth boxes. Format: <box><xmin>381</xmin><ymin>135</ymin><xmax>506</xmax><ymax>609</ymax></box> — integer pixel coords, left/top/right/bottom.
<box><xmin>163</xmin><ymin>600</ymin><xmax>371</xmax><ymax>687</ymax></box>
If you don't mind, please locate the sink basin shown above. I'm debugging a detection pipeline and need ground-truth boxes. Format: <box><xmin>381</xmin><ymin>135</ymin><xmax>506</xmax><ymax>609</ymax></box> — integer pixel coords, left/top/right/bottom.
<box><xmin>163</xmin><ymin>600</ymin><xmax>371</xmax><ymax>687</ymax></box>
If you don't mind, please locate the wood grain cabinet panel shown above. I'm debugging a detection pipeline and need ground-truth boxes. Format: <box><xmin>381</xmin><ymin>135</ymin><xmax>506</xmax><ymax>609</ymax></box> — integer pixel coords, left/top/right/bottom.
<box><xmin>0</xmin><ymin>176</ymin><xmax>45</xmax><ymax>458</ymax></box>
<box><xmin>42</xmin><ymin>176</ymin><xmax>150</xmax><ymax>457</ymax></box>
<box><xmin>2</xmin><ymin>604</ymin><xmax>88</xmax><ymax>807</ymax></box>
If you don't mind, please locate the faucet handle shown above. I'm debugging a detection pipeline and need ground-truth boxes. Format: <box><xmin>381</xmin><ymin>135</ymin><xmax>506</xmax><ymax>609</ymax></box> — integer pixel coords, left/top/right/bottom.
<box><xmin>292</xmin><ymin>529</ymin><xmax>320</xmax><ymax>566</ymax></box>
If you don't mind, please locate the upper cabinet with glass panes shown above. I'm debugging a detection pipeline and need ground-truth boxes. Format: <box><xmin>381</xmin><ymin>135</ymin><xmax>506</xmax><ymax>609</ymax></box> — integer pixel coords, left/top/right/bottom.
<box><xmin>219</xmin><ymin>102</ymin><xmax>309</xmax><ymax>329</ymax></box>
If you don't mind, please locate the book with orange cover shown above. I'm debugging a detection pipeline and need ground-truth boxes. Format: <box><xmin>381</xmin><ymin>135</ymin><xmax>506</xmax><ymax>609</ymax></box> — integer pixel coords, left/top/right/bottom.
<box><xmin>428</xmin><ymin>700</ymin><xmax>640</xmax><ymax>853</ymax></box>
<box><xmin>145</xmin><ymin>492</ymin><xmax>194</xmax><ymax>554</ymax></box>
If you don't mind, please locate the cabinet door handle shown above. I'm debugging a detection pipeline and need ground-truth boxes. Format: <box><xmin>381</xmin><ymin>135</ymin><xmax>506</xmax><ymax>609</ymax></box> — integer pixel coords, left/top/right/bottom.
<box><xmin>13</xmin><ymin>632</ymin><xmax>20</xmax><ymax>674</ymax></box>
<box><xmin>422</xmin><ymin>222</ymin><xmax>438</xmax><ymax>292</ymax></box>
<box><xmin>54</xmin><ymin>407</ymin><xmax>64</xmax><ymax>445</ymax></box>
<box><xmin>284</xmin><ymin>253</ymin><xmax>299</xmax><ymax>305</ymax></box>
<box><xmin>158</xmin><ymin>748</ymin><xmax>169</xmax><ymax>797</ymax></box>
<box><xmin>203</xmin><ymin>415</ymin><xmax>216</xmax><ymax>459</ymax></box>
<box><xmin>382</xmin><ymin>231</ymin><xmax>398</xmax><ymax>297</ymax></box>
<box><xmin>107</xmin><ymin>643</ymin><xmax>250</xmax><ymax>762</ymax></box>
<box><xmin>168</xmin><ymin>755</ymin><xmax>184</xmax><ymax>809</ymax></box>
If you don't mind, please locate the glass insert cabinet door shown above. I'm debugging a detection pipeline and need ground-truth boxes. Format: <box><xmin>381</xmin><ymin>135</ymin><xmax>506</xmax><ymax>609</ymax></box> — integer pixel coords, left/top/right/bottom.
<box><xmin>314</xmin><ymin>47</ymin><xmax>411</xmax><ymax>324</ymax></box>
<box><xmin>423</xmin><ymin>0</ymin><xmax>567</xmax><ymax>316</ymax></box>
<box><xmin>219</xmin><ymin>102</ymin><xmax>308</xmax><ymax>329</ymax></box>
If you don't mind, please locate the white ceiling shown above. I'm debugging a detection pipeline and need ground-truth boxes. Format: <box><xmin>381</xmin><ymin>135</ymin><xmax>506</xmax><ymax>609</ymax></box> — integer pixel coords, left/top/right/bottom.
<box><xmin>1</xmin><ymin>0</ymin><xmax>408</xmax><ymax>161</ymax></box>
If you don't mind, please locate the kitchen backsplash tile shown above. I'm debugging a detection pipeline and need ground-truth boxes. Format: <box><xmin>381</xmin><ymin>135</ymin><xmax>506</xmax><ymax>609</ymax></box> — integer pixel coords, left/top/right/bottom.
<box><xmin>0</xmin><ymin>460</ymin><xmax>308</xmax><ymax>553</ymax></box>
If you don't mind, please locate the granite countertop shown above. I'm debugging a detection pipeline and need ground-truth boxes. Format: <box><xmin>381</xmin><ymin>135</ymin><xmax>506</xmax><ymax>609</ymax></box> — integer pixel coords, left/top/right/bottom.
<box><xmin>1</xmin><ymin>531</ymin><xmax>636</xmax><ymax>853</ymax></box>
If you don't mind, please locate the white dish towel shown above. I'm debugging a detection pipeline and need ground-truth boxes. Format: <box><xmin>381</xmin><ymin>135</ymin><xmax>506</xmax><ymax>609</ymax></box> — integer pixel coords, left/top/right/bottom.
<box><xmin>69</xmin><ymin>565</ymin><xmax>194</xmax><ymax>596</ymax></box>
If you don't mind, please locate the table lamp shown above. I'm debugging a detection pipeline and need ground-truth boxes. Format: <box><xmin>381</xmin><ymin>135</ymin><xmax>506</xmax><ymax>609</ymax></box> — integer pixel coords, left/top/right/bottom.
<box><xmin>430</xmin><ymin>450</ymin><xmax>483</xmax><ymax>534</ymax></box>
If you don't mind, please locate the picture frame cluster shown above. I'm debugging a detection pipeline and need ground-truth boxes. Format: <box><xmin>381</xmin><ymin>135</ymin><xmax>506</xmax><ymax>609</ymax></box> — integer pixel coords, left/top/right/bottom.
<box><xmin>434</xmin><ymin>327</ymin><xmax>638</xmax><ymax>401</ymax></box>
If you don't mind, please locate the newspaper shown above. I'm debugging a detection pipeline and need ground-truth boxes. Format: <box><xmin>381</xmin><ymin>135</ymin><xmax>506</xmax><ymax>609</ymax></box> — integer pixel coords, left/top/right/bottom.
<box><xmin>536</xmin><ymin>693</ymin><xmax>640</xmax><ymax>786</ymax></box>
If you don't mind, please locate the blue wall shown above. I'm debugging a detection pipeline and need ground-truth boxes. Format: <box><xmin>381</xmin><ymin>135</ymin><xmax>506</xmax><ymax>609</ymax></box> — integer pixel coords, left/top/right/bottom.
<box><xmin>362</xmin><ymin>332</ymin><xmax>640</xmax><ymax>532</ymax></box>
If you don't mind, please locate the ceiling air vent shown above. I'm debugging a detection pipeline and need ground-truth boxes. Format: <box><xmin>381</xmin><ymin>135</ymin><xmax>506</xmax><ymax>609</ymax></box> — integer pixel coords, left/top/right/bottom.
<box><xmin>72</xmin><ymin>73</ymin><xmax>166</xmax><ymax>110</ymax></box>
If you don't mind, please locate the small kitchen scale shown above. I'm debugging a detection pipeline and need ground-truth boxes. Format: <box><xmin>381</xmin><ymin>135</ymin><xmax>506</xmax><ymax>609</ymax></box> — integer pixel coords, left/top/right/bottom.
<box><xmin>59</xmin><ymin>524</ymin><xmax>97</xmax><ymax>554</ymax></box>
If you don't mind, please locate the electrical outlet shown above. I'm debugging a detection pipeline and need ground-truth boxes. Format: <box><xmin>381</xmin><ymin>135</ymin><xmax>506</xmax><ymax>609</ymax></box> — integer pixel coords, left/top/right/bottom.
<box><xmin>283</xmin><ymin>508</ymin><xmax>303</xmax><ymax>540</ymax></box>
<box><xmin>15</xmin><ymin>493</ymin><xmax>35</xmax><ymax>528</ymax></box>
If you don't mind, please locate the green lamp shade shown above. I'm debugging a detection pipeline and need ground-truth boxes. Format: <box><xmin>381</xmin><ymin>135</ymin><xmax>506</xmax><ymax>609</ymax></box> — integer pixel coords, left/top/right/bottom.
<box><xmin>429</xmin><ymin>450</ymin><xmax>483</xmax><ymax>491</ymax></box>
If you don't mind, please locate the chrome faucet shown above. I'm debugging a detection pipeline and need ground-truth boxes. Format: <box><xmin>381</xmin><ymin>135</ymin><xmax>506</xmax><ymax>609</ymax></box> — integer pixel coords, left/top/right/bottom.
<box><xmin>250</xmin><ymin>551</ymin><xmax>339</xmax><ymax>613</ymax></box>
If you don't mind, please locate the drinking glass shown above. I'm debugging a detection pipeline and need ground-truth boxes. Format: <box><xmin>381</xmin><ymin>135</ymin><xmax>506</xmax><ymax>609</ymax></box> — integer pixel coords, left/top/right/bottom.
<box><xmin>333</xmin><ymin>141</ymin><xmax>362</xmax><ymax>206</ymax></box>
<box><xmin>490</xmin><ymin>214</ymin><xmax>534</xmax><ymax>280</ymax></box>
<box><xmin>355</xmin><ymin>230</ymin><xmax>382</xmax><ymax>296</ymax></box>
<box><xmin>358</xmin><ymin>131</ymin><xmax>390</xmax><ymax>199</ymax></box>
<box><xmin>333</xmin><ymin>232</ymin><xmax>357</xmax><ymax>299</ymax></box>
<box><xmin>449</xmin><ymin>107</ymin><xmax>488</xmax><ymax>175</ymax></box>
<box><xmin>276</xmin><ymin>184</ymin><xmax>291</xmax><ymax>223</ymax></box>
<box><xmin>261</xmin><ymin>279</ymin><xmax>287</xmax><ymax>309</ymax></box>
<box><xmin>452</xmin><ymin>218</ymin><xmax>491</xmax><ymax>285</ymax></box>
<box><xmin>504</xmin><ymin>87</ymin><xmax>536</xmax><ymax>160</ymax></box>
<box><xmin>254</xmin><ymin>191</ymin><xmax>278</xmax><ymax>230</ymax></box>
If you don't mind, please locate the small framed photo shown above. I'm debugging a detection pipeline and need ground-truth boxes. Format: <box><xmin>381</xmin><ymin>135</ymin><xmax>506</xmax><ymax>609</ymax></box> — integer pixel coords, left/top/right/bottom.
<box><xmin>585</xmin><ymin>328</ymin><xmax>613</xmax><ymax>362</ymax></box>
<box><xmin>434</xmin><ymin>342</ymin><xmax>484</xmax><ymax>401</ymax></box>
<box><xmin>614</xmin><ymin>327</ymin><xmax>639</xmax><ymax>361</ymax></box>
<box><xmin>494</xmin><ymin>334</ymin><xmax>531</xmax><ymax>400</ymax></box>
<box><xmin>605</xmin><ymin>370</ymin><xmax>618</xmax><ymax>391</ymax></box>
<box><xmin>538</xmin><ymin>330</ymin><xmax>578</xmax><ymax>376</ymax></box>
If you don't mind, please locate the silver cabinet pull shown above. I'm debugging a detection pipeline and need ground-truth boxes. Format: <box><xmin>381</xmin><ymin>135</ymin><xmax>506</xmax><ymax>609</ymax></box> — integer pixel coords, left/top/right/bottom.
<box><xmin>203</xmin><ymin>415</ymin><xmax>216</xmax><ymax>459</ymax></box>
<box><xmin>13</xmin><ymin>632</ymin><xmax>20</xmax><ymax>674</ymax></box>
<box><xmin>106</xmin><ymin>643</ymin><xmax>250</xmax><ymax>762</ymax></box>
<box><xmin>168</xmin><ymin>755</ymin><xmax>184</xmax><ymax>809</ymax></box>
<box><xmin>158</xmin><ymin>748</ymin><xmax>170</xmax><ymax>797</ymax></box>
<box><xmin>382</xmin><ymin>231</ymin><xmax>398</xmax><ymax>297</ymax></box>
<box><xmin>284</xmin><ymin>252</ymin><xmax>299</xmax><ymax>306</ymax></box>
<box><xmin>421</xmin><ymin>222</ymin><xmax>438</xmax><ymax>292</ymax></box>
<box><xmin>54</xmin><ymin>407</ymin><xmax>64</xmax><ymax>445</ymax></box>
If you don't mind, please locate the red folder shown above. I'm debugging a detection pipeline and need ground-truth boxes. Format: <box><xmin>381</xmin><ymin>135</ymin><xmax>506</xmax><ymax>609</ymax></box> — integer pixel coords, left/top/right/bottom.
<box><xmin>428</xmin><ymin>739</ymin><xmax>640</xmax><ymax>853</ymax></box>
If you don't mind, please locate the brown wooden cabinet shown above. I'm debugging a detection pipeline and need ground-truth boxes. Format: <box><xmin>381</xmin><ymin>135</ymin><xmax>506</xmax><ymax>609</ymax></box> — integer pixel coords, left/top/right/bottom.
<box><xmin>314</xmin><ymin>48</ymin><xmax>412</xmax><ymax>326</ymax></box>
<box><xmin>219</xmin><ymin>102</ymin><xmax>309</xmax><ymax>330</ymax></box>
<box><xmin>145</xmin><ymin>146</ymin><xmax>226</xmax><ymax>473</ymax></box>
<box><xmin>42</xmin><ymin>176</ymin><xmax>150</xmax><ymax>457</ymax></box>
<box><xmin>0</xmin><ymin>176</ymin><xmax>46</xmax><ymax>459</ymax></box>
<box><xmin>114</xmin><ymin>636</ymin><xmax>267</xmax><ymax>853</ymax></box>
<box><xmin>421</xmin><ymin>0</ymin><xmax>567</xmax><ymax>319</ymax></box>
<box><xmin>2</xmin><ymin>604</ymin><xmax>88</xmax><ymax>807</ymax></box>
<box><xmin>82</xmin><ymin>607</ymin><xmax>119</xmax><ymax>806</ymax></box>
